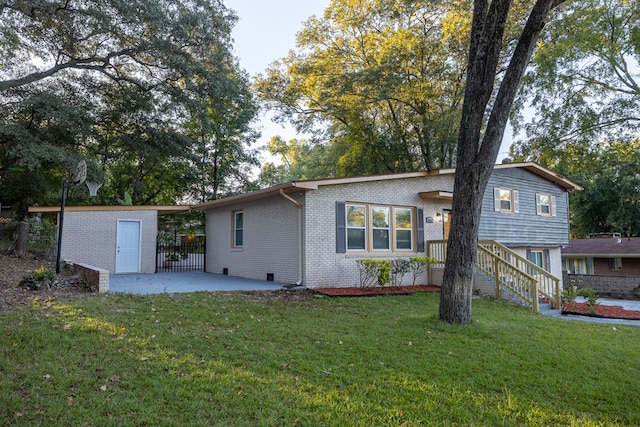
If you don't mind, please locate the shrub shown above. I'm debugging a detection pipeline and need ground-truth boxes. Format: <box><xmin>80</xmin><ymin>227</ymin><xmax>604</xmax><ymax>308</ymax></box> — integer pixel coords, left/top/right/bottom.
<box><xmin>356</xmin><ymin>259</ymin><xmax>392</xmax><ymax>287</ymax></box>
<box><xmin>357</xmin><ymin>256</ymin><xmax>438</xmax><ymax>287</ymax></box>
<box><xmin>391</xmin><ymin>259</ymin><xmax>411</xmax><ymax>287</ymax></box>
<box><xmin>561</xmin><ymin>286</ymin><xmax>577</xmax><ymax>310</ymax></box>
<box><xmin>408</xmin><ymin>256</ymin><xmax>438</xmax><ymax>285</ymax></box>
<box><xmin>577</xmin><ymin>287</ymin><xmax>599</xmax><ymax>312</ymax></box>
<box><xmin>18</xmin><ymin>266</ymin><xmax>58</xmax><ymax>290</ymax></box>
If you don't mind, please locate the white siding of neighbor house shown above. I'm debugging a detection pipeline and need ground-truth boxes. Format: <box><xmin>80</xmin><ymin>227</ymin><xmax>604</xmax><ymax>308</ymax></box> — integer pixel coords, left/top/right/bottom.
<box><xmin>60</xmin><ymin>210</ymin><xmax>157</xmax><ymax>274</ymax></box>
<box><xmin>205</xmin><ymin>194</ymin><xmax>303</xmax><ymax>284</ymax></box>
<box><xmin>302</xmin><ymin>175</ymin><xmax>454</xmax><ymax>289</ymax></box>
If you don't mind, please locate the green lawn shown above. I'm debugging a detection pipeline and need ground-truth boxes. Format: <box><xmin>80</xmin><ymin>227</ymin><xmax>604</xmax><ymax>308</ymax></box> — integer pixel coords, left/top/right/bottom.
<box><xmin>1</xmin><ymin>291</ymin><xmax>638</xmax><ymax>426</ymax></box>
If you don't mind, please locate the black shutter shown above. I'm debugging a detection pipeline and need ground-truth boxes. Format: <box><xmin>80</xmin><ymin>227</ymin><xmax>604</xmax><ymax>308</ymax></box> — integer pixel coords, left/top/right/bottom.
<box><xmin>336</xmin><ymin>202</ymin><xmax>346</xmax><ymax>253</ymax></box>
<box><xmin>417</xmin><ymin>208</ymin><xmax>425</xmax><ymax>252</ymax></box>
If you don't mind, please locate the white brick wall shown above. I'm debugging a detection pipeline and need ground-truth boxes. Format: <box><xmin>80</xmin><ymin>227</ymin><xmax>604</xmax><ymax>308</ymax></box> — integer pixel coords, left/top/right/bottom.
<box><xmin>61</xmin><ymin>210</ymin><xmax>157</xmax><ymax>274</ymax></box>
<box><xmin>205</xmin><ymin>195</ymin><xmax>302</xmax><ymax>284</ymax></box>
<box><xmin>302</xmin><ymin>175</ymin><xmax>454</xmax><ymax>288</ymax></box>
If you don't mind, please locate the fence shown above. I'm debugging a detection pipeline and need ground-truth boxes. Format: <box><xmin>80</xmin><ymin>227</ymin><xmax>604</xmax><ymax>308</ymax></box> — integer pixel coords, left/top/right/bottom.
<box><xmin>156</xmin><ymin>236</ymin><xmax>205</xmax><ymax>272</ymax></box>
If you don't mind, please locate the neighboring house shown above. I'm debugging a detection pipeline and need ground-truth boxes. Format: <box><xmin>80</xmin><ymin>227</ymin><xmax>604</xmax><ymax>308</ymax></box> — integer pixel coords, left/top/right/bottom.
<box><xmin>27</xmin><ymin>205</ymin><xmax>190</xmax><ymax>274</ymax></box>
<box><xmin>562</xmin><ymin>236</ymin><xmax>640</xmax><ymax>297</ymax></box>
<box><xmin>194</xmin><ymin>162</ymin><xmax>581</xmax><ymax>291</ymax></box>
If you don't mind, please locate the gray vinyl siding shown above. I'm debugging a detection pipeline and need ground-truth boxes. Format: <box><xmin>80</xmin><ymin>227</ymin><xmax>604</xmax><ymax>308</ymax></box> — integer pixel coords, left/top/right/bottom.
<box><xmin>479</xmin><ymin>168</ymin><xmax>570</xmax><ymax>247</ymax></box>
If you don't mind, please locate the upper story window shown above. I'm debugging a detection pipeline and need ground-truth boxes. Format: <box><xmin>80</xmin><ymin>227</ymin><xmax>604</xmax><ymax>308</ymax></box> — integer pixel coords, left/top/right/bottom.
<box><xmin>344</xmin><ymin>203</ymin><xmax>415</xmax><ymax>252</ymax></box>
<box><xmin>536</xmin><ymin>193</ymin><xmax>556</xmax><ymax>217</ymax></box>
<box><xmin>494</xmin><ymin>187</ymin><xmax>519</xmax><ymax>214</ymax></box>
<box><xmin>232</xmin><ymin>211</ymin><xmax>243</xmax><ymax>248</ymax></box>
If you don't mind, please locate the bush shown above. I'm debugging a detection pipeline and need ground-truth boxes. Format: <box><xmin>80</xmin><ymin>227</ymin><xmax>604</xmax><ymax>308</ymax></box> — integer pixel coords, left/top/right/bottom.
<box><xmin>577</xmin><ymin>287</ymin><xmax>599</xmax><ymax>311</ymax></box>
<box><xmin>408</xmin><ymin>256</ymin><xmax>438</xmax><ymax>285</ymax></box>
<box><xmin>561</xmin><ymin>286</ymin><xmax>577</xmax><ymax>310</ymax></box>
<box><xmin>357</xmin><ymin>256</ymin><xmax>438</xmax><ymax>287</ymax></box>
<box><xmin>18</xmin><ymin>266</ymin><xmax>58</xmax><ymax>290</ymax></box>
<box><xmin>391</xmin><ymin>259</ymin><xmax>411</xmax><ymax>287</ymax></box>
<box><xmin>356</xmin><ymin>259</ymin><xmax>392</xmax><ymax>287</ymax></box>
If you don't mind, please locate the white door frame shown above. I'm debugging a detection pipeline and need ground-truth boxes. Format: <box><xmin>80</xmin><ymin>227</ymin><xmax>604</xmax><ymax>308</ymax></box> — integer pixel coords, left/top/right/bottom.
<box><xmin>115</xmin><ymin>219</ymin><xmax>142</xmax><ymax>274</ymax></box>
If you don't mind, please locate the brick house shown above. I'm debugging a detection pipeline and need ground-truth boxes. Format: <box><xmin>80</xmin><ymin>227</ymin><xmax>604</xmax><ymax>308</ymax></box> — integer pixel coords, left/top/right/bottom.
<box><xmin>562</xmin><ymin>236</ymin><xmax>640</xmax><ymax>297</ymax></box>
<box><xmin>195</xmin><ymin>162</ymin><xmax>581</xmax><ymax>290</ymax></box>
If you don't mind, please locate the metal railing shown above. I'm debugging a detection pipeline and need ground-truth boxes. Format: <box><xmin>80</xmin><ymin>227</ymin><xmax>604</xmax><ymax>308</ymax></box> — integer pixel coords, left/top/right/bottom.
<box><xmin>427</xmin><ymin>240</ymin><xmax>562</xmax><ymax>311</ymax></box>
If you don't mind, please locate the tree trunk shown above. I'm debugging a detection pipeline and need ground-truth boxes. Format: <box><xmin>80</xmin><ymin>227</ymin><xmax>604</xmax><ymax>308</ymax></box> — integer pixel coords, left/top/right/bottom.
<box><xmin>439</xmin><ymin>0</ymin><xmax>565</xmax><ymax>324</ymax></box>
<box><xmin>14</xmin><ymin>221</ymin><xmax>30</xmax><ymax>256</ymax></box>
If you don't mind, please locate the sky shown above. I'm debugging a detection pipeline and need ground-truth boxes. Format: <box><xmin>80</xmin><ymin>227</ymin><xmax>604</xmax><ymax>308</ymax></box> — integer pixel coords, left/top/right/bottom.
<box><xmin>223</xmin><ymin>0</ymin><xmax>329</xmax><ymax>154</ymax></box>
<box><xmin>223</xmin><ymin>0</ymin><xmax>511</xmax><ymax>164</ymax></box>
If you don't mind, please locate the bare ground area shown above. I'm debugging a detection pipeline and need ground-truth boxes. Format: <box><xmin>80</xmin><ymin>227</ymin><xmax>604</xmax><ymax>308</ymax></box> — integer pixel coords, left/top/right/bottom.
<box><xmin>0</xmin><ymin>252</ymin><xmax>95</xmax><ymax>312</ymax></box>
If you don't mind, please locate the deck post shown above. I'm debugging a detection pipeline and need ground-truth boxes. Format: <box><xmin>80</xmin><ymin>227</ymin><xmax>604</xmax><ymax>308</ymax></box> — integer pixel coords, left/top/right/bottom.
<box><xmin>494</xmin><ymin>256</ymin><xmax>501</xmax><ymax>300</ymax></box>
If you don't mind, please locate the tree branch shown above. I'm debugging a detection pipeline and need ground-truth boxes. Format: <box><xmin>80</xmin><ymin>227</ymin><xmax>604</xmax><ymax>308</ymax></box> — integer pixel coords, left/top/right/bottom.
<box><xmin>479</xmin><ymin>0</ymin><xmax>567</xmax><ymax>164</ymax></box>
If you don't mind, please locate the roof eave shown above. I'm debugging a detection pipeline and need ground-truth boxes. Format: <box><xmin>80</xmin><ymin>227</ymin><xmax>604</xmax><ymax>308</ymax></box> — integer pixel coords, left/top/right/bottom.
<box><xmin>494</xmin><ymin>162</ymin><xmax>583</xmax><ymax>192</ymax></box>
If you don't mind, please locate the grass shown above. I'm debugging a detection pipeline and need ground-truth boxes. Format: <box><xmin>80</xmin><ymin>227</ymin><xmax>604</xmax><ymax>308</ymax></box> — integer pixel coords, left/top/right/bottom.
<box><xmin>1</xmin><ymin>291</ymin><xmax>639</xmax><ymax>426</ymax></box>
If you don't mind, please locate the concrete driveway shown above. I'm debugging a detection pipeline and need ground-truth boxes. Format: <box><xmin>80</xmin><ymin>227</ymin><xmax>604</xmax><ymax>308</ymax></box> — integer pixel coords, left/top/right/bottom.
<box><xmin>109</xmin><ymin>272</ymin><xmax>289</xmax><ymax>294</ymax></box>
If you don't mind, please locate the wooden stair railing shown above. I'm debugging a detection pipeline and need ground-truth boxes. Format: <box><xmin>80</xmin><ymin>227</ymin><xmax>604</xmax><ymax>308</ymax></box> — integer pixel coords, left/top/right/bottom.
<box><xmin>427</xmin><ymin>240</ymin><xmax>562</xmax><ymax>311</ymax></box>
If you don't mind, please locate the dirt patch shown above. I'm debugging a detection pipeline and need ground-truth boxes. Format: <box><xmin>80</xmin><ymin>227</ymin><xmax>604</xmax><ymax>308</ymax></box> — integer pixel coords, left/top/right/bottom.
<box><xmin>0</xmin><ymin>252</ymin><xmax>94</xmax><ymax>312</ymax></box>
<box><xmin>315</xmin><ymin>285</ymin><xmax>441</xmax><ymax>297</ymax></box>
<box><xmin>562</xmin><ymin>301</ymin><xmax>640</xmax><ymax>320</ymax></box>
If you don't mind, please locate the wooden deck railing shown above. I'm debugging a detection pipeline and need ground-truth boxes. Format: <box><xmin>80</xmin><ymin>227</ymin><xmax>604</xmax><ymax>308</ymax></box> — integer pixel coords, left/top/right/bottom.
<box><xmin>427</xmin><ymin>240</ymin><xmax>562</xmax><ymax>311</ymax></box>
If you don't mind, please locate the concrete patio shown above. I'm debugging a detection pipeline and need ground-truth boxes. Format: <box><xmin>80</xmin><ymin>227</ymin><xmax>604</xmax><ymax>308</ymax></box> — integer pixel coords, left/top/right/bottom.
<box><xmin>109</xmin><ymin>271</ymin><xmax>290</xmax><ymax>294</ymax></box>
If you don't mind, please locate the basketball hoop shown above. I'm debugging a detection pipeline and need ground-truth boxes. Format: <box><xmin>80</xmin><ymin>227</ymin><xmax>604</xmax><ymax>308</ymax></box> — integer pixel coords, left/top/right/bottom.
<box><xmin>71</xmin><ymin>160</ymin><xmax>87</xmax><ymax>185</ymax></box>
<box><xmin>85</xmin><ymin>181</ymin><xmax>103</xmax><ymax>197</ymax></box>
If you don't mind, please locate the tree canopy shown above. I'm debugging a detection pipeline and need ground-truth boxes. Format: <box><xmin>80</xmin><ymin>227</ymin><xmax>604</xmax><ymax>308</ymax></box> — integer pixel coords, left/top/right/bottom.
<box><xmin>0</xmin><ymin>0</ymin><xmax>260</xmax><ymax>217</ymax></box>
<box><xmin>255</xmin><ymin>0</ymin><xmax>473</xmax><ymax>176</ymax></box>
<box><xmin>511</xmin><ymin>0</ymin><xmax>640</xmax><ymax>162</ymax></box>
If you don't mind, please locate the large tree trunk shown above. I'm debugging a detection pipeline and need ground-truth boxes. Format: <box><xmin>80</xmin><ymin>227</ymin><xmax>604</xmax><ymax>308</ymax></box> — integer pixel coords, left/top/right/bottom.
<box><xmin>439</xmin><ymin>0</ymin><xmax>565</xmax><ymax>324</ymax></box>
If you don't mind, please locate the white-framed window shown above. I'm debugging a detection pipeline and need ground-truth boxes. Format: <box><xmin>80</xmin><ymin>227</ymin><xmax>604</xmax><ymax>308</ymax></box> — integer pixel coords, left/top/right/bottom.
<box><xmin>232</xmin><ymin>210</ymin><xmax>243</xmax><ymax>248</ymax></box>
<box><xmin>345</xmin><ymin>203</ymin><xmax>415</xmax><ymax>253</ymax></box>
<box><xmin>609</xmin><ymin>258</ymin><xmax>622</xmax><ymax>271</ymax></box>
<box><xmin>346</xmin><ymin>204</ymin><xmax>367</xmax><ymax>250</ymax></box>
<box><xmin>371</xmin><ymin>206</ymin><xmax>390</xmax><ymax>250</ymax></box>
<box><xmin>395</xmin><ymin>208</ymin><xmax>413</xmax><ymax>250</ymax></box>
<box><xmin>536</xmin><ymin>193</ymin><xmax>556</xmax><ymax>217</ymax></box>
<box><xmin>528</xmin><ymin>250</ymin><xmax>544</xmax><ymax>268</ymax></box>
<box><xmin>494</xmin><ymin>187</ymin><xmax>519</xmax><ymax>213</ymax></box>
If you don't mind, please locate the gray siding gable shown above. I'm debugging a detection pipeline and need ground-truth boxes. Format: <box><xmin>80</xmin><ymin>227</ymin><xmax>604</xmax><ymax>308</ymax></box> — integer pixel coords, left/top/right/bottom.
<box><xmin>479</xmin><ymin>168</ymin><xmax>570</xmax><ymax>246</ymax></box>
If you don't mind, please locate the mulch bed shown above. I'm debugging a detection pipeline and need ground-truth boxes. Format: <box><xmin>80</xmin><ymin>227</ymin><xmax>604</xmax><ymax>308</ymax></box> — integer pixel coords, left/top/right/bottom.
<box><xmin>315</xmin><ymin>285</ymin><xmax>441</xmax><ymax>297</ymax></box>
<box><xmin>562</xmin><ymin>301</ymin><xmax>640</xmax><ymax>320</ymax></box>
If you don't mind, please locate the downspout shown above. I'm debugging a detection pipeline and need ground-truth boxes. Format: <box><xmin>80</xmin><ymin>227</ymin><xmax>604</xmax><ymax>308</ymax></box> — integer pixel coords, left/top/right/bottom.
<box><xmin>279</xmin><ymin>189</ymin><xmax>303</xmax><ymax>286</ymax></box>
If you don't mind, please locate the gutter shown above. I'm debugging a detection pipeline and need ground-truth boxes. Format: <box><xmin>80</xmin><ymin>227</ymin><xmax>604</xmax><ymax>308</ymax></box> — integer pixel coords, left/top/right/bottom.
<box><xmin>279</xmin><ymin>189</ymin><xmax>303</xmax><ymax>286</ymax></box>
